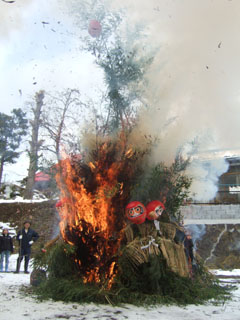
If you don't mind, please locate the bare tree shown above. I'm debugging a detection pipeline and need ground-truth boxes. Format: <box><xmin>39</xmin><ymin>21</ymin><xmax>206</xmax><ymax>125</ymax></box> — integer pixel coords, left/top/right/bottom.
<box><xmin>41</xmin><ymin>89</ymin><xmax>83</xmax><ymax>161</ymax></box>
<box><xmin>24</xmin><ymin>91</ymin><xmax>45</xmax><ymax>199</ymax></box>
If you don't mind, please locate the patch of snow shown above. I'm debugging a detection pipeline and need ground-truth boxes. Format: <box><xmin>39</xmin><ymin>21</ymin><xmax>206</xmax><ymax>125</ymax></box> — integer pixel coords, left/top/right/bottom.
<box><xmin>0</xmin><ymin>255</ymin><xmax>240</xmax><ymax>320</ymax></box>
<box><xmin>211</xmin><ymin>269</ymin><xmax>240</xmax><ymax>277</ymax></box>
<box><xmin>0</xmin><ymin>254</ymin><xmax>32</xmax><ymax>275</ymax></box>
<box><xmin>0</xmin><ymin>221</ymin><xmax>16</xmax><ymax>236</ymax></box>
<box><xmin>229</xmin><ymin>186</ymin><xmax>240</xmax><ymax>194</ymax></box>
<box><xmin>0</xmin><ymin>198</ymin><xmax>50</xmax><ymax>203</ymax></box>
<box><xmin>0</xmin><ymin>184</ymin><xmax>49</xmax><ymax>202</ymax></box>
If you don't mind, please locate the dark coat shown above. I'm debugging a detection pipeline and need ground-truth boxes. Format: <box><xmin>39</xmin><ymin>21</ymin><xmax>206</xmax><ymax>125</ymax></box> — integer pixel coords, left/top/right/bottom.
<box><xmin>0</xmin><ymin>234</ymin><xmax>13</xmax><ymax>253</ymax></box>
<box><xmin>16</xmin><ymin>228</ymin><xmax>39</xmax><ymax>255</ymax></box>
<box><xmin>184</xmin><ymin>237</ymin><xmax>194</xmax><ymax>262</ymax></box>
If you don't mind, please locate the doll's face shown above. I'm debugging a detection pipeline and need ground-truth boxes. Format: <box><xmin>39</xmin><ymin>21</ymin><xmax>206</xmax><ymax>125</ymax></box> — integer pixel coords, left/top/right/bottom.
<box><xmin>126</xmin><ymin>201</ymin><xmax>146</xmax><ymax>224</ymax></box>
<box><xmin>154</xmin><ymin>205</ymin><xmax>164</xmax><ymax>217</ymax></box>
<box><xmin>128</xmin><ymin>205</ymin><xmax>144</xmax><ymax>218</ymax></box>
<box><xmin>147</xmin><ymin>206</ymin><xmax>163</xmax><ymax>220</ymax></box>
<box><xmin>146</xmin><ymin>200</ymin><xmax>165</xmax><ymax>220</ymax></box>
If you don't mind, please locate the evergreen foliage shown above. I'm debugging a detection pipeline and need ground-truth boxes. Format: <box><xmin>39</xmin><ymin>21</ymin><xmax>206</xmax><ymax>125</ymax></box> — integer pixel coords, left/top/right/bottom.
<box><xmin>0</xmin><ymin>108</ymin><xmax>28</xmax><ymax>184</ymax></box>
<box><xmin>70</xmin><ymin>0</ymin><xmax>153</xmax><ymax>135</ymax></box>
<box><xmin>32</xmin><ymin>242</ymin><xmax>232</xmax><ymax>306</ymax></box>
<box><xmin>32</xmin><ymin>242</ymin><xmax>78</xmax><ymax>278</ymax></box>
<box><xmin>131</xmin><ymin>156</ymin><xmax>192</xmax><ymax>221</ymax></box>
<box><xmin>97</xmin><ymin>45</ymin><xmax>152</xmax><ymax>132</ymax></box>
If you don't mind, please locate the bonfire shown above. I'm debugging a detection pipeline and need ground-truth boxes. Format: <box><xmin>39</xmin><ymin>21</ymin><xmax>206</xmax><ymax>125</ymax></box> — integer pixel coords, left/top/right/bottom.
<box><xmin>55</xmin><ymin>132</ymin><xmax>149</xmax><ymax>288</ymax></box>
<box><xmin>32</xmin><ymin>132</ymin><xmax>229</xmax><ymax>306</ymax></box>
<box><xmin>31</xmin><ymin>3</ymin><xmax>230</xmax><ymax>304</ymax></box>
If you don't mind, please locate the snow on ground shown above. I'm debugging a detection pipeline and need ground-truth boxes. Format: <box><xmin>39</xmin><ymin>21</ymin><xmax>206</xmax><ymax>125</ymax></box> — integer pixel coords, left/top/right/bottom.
<box><xmin>0</xmin><ymin>188</ymin><xmax>51</xmax><ymax>203</ymax></box>
<box><xmin>0</xmin><ymin>198</ymin><xmax>49</xmax><ymax>203</ymax></box>
<box><xmin>211</xmin><ymin>269</ymin><xmax>240</xmax><ymax>277</ymax></box>
<box><xmin>0</xmin><ymin>255</ymin><xmax>240</xmax><ymax>320</ymax></box>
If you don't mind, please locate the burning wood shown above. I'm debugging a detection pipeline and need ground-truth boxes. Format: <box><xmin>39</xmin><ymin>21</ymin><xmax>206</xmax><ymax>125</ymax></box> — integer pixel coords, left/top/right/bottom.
<box><xmin>55</xmin><ymin>134</ymin><xmax>146</xmax><ymax>288</ymax></box>
<box><xmin>41</xmin><ymin>235</ymin><xmax>60</xmax><ymax>252</ymax></box>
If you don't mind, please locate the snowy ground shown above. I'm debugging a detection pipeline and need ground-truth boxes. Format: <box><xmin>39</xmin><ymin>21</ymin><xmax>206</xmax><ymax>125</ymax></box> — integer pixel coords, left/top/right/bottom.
<box><xmin>0</xmin><ymin>255</ymin><xmax>240</xmax><ymax>320</ymax></box>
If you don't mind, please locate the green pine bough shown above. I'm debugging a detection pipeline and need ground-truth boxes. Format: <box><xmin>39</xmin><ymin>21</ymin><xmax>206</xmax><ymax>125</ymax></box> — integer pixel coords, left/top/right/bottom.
<box><xmin>31</xmin><ymin>242</ymin><xmax>232</xmax><ymax>306</ymax></box>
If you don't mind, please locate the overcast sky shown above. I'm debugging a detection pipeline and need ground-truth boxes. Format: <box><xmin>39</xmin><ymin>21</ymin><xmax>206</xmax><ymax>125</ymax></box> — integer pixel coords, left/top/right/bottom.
<box><xmin>0</xmin><ymin>0</ymin><xmax>103</xmax><ymax>182</ymax></box>
<box><xmin>0</xmin><ymin>1</ymin><xmax>105</xmax><ymax>114</ymax></box>
<box><xmin>2</xmin><ymin>0</ymin><xmax>240</xmax><ymax>201</ymax></box>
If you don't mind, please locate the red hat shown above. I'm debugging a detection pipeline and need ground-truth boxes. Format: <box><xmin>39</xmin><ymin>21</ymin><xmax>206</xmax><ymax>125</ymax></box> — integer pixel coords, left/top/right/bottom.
<box><xmin>146</xmin><ymin>200</ymin><xmax>165</xmax><ymax>220</ymax></box>
<box><xmin>125</xmin><ymin>201</ymin><xmax>146</xmax><ymax>224</ymax></box>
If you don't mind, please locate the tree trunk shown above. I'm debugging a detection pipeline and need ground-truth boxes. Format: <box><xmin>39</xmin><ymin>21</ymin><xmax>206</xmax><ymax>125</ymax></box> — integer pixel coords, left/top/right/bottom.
<box><xmin>55</xmin><ymin>90</ymin><xmax>71</xmax><ymax>161</ymax></box>
<box><xmin>0</xmin><ymin>156</ymin><xmax>4</xmax><ymax>186</ymax></box>
<box><xmin>24</xmin><ymin>91</ymin><xmax>44</xmax><ymax>199</ymax></box>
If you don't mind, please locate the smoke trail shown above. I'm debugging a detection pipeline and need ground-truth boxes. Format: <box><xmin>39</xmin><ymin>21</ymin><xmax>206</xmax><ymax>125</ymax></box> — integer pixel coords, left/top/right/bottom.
<box><xmin>185</xmin><ymin>224</ymin><xmax>206</xmax><ymax>248</ymax></box>
<box><xmin>186</xmin><ymin>157</ymin><xmax>229</xmax><ymax>202</ymax></box>
<box><xmin>64</xmin><ymin>0</ymin><xmax>240</xmax><ymax>201</ymax></box>
<box><xmin>109</xmin><ymin>0</ymin><xmax>240</xmax><ymax>201</ymax></box>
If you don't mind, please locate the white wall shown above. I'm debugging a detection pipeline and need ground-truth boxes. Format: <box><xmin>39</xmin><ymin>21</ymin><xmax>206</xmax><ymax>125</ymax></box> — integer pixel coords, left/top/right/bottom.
<box><xmin>181</xmin><ymin>204</ymin><xmax>240</xmax><ymax>225</ymax></box>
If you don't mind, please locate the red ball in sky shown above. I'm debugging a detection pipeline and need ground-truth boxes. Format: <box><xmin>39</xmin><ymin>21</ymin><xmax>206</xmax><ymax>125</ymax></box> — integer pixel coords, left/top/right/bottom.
<box><xmin>88</xmin><ymin>20</ymin><xmax>102</xmax><ymax>38</ymax></box>
<box><xmin>146</xmin><ymin>200</ymin><xmax>165</xmax><ymax>220</ymax></box>
<box><xmin>125</xmin><ymin>201</ymin><xmax>146</xmax><ymax>224</ymax></box>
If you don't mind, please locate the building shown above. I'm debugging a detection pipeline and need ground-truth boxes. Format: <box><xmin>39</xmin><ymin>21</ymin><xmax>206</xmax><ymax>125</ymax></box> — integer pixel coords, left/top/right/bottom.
<box><xmin>217</xmin><ymin>157</ymin><xmax>240</xmax><ymax>203</ymax></box>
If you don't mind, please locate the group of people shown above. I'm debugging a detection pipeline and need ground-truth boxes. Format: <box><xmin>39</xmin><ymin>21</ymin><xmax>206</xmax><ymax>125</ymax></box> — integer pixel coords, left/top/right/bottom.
<box><xmin>0</xmin><ymin>218</ymin><xmax>194</xmax><ymax>274</ymax></box>
<box><xmin>0</xmin><ymin>221</ymin><xmax>39</xmax><ymax>273</ymax></box>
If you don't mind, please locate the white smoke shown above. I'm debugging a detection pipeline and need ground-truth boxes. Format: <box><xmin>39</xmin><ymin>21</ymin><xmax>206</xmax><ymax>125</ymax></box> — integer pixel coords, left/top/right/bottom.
<box><xmin>0</xmin><ymin>0</ymin><xmax>33</xmax><ymax>38</ymax></box>
<box><xmin>184</xmin><ymin>224</ymin><xmax>206</xmax><ymax>248</ymax></box>
<box><xmin>186</xmin><ymin>158</ymin><xmax>229</xmax><ymax>202</ymax></box>
<box><xmin>110</xmin><ymin>0</ymin><xmax>240</xmax><ymax>201</ymax></box>
<box><xmin>63</xmin><ymin>0</ymin><xmax>240</xmax><ymax>201</ymax></box>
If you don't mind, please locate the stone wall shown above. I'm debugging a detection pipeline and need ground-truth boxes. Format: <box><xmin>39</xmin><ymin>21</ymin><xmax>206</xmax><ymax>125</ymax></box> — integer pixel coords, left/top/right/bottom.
<box><xmin>181</xmin><ymin>204</ymin><xmax>240</xmax><ymax>224</ymax></box>
<box><xmin>1</xmin><ymin>201</ymin><xmax>240</xmax><ymax>269</ymax></box>
<box><xmin>195</xmin><ymin>223</ymin><xmax>240</xmax><ymax>269</ymax></box>
<box><xmin>179</xmin><ymin>204</ymin><xmax>240</xmax><ymax>269</ymax></box>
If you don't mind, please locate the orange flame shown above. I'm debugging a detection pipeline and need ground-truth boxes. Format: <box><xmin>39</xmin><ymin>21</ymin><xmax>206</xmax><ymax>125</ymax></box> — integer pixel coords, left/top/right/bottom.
<box><xmin>55</xmin><ymin>140</ymin><xmax>132</xmax><ymax>288</ymax></box>
<box><xmin>55</xmin><ymin>132</ymin><xmax>145</xmax><ymax>289</ymax></box>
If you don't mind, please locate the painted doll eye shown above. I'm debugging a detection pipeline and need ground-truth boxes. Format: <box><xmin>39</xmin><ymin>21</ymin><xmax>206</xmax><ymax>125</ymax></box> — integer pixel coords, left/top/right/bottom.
<box><xmin>129</xmin><ymin>209</ymin><xmax>134</xmax><ymax>216</ymax></box>
<box><xmin>156</xmin><ymin>206</ymin><xmax>163</xmax><ymax>215</ymax></box>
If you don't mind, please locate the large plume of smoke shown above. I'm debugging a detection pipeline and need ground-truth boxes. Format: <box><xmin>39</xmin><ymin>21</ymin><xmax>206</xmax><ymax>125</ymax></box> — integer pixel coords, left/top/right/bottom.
<box><xmin>109</xmin><ymin>0</ymin><xmax>240</xmax><ymax>201</ymax></box>
<box><xmin>63</xmin><ymin>0</ymin><xmax>240</xmax><ymax>201</ymax></box>
<box><xmin>0</xmin><ymin>0</ymin><xmax>33</xmax><ymax>38</ymax></box>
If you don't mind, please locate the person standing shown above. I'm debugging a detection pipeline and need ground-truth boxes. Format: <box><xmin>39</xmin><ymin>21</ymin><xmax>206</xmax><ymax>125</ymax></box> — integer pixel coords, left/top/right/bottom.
<box><xmin>0</xmin><ymin>228</ymin><xmax>14</xmax><ymax>272</ymax></box>
<box><xmin>15</xmin><ymin>221</ymin><xmax>39</xmax><ymax>274</ymax></box>
<box><xmin>184</xmin><ymin>233</ymin><xmax>194</xmax><ymax>264</ymax></box>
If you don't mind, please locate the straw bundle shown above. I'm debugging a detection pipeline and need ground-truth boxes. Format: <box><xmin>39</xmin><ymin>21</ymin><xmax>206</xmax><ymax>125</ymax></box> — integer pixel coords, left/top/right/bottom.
<box><xmin>124</xmin><ymin>224</ymin><xmax>135</xmax><ymax>243</ymax></box>
<box><xmin>122</xmin><ymin>235</ymin><xmax>161</xmax><ymax>271</ymax></box>
<box><xmin>160</xmin><ymin>222</ymin><xmax>176</xmax><ymax>240</ymax></box>
<box><xmin>137</xmin><ymin>222</ymin><xmax>158</xmax><ymax>238</ymax></box>
<box><xmin>158</xmin><ymin>238</ymin><xmax>189</xmax><ymax>277</ymax></box>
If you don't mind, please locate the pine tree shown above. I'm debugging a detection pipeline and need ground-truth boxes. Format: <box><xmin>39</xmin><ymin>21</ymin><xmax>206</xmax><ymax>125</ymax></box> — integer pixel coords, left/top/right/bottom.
<box><xmin>96</xmin><ymin>45</ymin><xmax>152</xmax><ymax>133</ymax></box>
<box><xmin>71</xmin><ymin>0</ymin><xmax>152</xmax><ymax>135</ymax></box>
<box><xmin>0</xmin><ymin>108</ymin><xmax>28</xmax><ymax>185</ymax></box>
